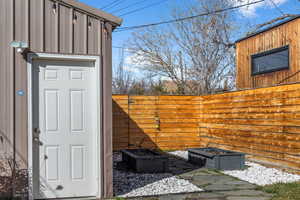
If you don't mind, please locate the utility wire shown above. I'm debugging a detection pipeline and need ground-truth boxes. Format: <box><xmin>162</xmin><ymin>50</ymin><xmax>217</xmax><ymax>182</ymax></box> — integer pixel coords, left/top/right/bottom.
<box><xmin>115</xmin><ymin>0</ymin><xmax>265</xmax><ymax>32</ymax></box>
<box><xmin>113</xmin><ymin>45</ymin><xmax>130</xmax><ymax>49</ymax></box>
<box><xmin>119</xmin><ymin>0</ymin><xmax>169</xmax><ymax>17</ymax></box>
<box><xmin>110</xmin><ymin>0</ymin><xmax>148</xmax><ymax>14</ymax></box>
<box><xmin>101</xmin><ymin>0</ymin><xmax>123</xmax><ymax>11</ymax></box>
<box><xmin>113</xmin><ymin>46</ymin><xmax>135</xmax><ymax>52</ymax></box>
<box><xmin>268</xmin><ymin>0</ymin><xmax>285</xmax><ymax>15</ymax></box>
<box><xmin>113</xmin><ymin>45</ymin><xmax>126</xmax><ymax>48</ymax></box>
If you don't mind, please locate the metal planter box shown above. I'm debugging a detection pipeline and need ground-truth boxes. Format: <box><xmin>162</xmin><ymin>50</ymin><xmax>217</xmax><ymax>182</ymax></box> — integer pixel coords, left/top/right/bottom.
<box><xmin>188</xmin><ymin>148</ymin><xmax>245</xmax><ymax>170</ymax></box>
<box><xmin>121</xmin><ymin>149</ymin><xmax>169</xmax><ymax>173</ymax></box>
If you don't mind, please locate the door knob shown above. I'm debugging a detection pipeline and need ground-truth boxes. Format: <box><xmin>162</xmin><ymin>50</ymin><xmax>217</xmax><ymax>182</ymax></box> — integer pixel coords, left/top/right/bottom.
<box><xmin>33</xmin><ymin>137</ymin><xmax>43</xmax><ymax>146</ymax></box>
<box><xmin>34</xmin><ymin>128</ymin><xmax>41</xmax><ymax>134</ymax></box>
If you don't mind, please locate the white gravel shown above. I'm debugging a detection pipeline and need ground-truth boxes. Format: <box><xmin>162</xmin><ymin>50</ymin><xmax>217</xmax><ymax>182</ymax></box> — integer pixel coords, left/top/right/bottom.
<box><xmin>223</xmin><ymin>161</ymin><xmax>300</xmax><ymax>186</ymax></box>
<box><xmin>117</xmin><ymin>175</ymin><xmax>202</xmax><ymax>198</ymax></box>
<box><xmin>113</xmin><ymin>152</ymin><xmax>202</xmax><ymax>198</ymax></box>
<box><xmin>168</xmin><ymin>151</ymin><xmax>300</xmax><ymax>186</ymax></box>
<box><xmin>168</xmin><ymin>151</ymin><xmax>189</xmax><ymax>160</ymax></box>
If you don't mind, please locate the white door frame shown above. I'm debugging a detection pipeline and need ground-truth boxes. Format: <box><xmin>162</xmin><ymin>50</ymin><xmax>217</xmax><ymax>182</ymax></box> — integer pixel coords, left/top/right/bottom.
<box><xmin>27</xmin><ymin>53</ymin><xmax>101</xmax><ymax>200</ymax></box>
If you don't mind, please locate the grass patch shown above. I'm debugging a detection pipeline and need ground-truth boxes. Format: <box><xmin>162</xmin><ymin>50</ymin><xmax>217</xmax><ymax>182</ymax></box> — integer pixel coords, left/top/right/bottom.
<box><xmin>259</xmin><ymin>181</ymin><xmax>300</xmax><ymax>200</ymax></box>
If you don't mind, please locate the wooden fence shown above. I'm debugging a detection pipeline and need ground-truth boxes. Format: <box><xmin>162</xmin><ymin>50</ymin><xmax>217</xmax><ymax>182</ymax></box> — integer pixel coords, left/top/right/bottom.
<box><xmin>113</xmin><ymin>83</ymin><xmax>300</xmax><ymax>172</ymax></box>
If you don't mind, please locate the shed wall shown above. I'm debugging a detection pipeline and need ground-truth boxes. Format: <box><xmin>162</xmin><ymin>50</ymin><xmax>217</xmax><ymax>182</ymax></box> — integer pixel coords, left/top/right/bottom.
<box><xmin>0</xmin><ymin>0</ymin><xmax>115</xmax><ymax>197</ymax></box>
<box><xmin>0</xmin><ymin>0</ymin><xmax>14</xmax><ymax>156</ymax></box>
<box><xmin>236</xmin><ymin>18</ymin><xmax>300</xmax><ymax>89</ymax></box>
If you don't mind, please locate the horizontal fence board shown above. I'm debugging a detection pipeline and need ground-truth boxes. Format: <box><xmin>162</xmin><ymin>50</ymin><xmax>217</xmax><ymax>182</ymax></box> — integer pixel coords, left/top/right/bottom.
<box><xmin>198</xmin><ymin>112</ymin><xmax>300</xmax><ymax>119</ymax></box>
<box><xmin>199</xmin><ymin>134</ymin><xmax>300</xmax><ymax>153</ymax></box>
<box><xmin>199</xmin><ymin>128</ymin><xmax>300</xmax><ymax>141</ymax></box>
<box><xmin>112</xmin><ymin>84</ymin><xmax>300</xmax><ymax>172</ymax></box>
<box><xmin>199</xmin><ymin>99</ymin><xmax>300</xmax><ymax>109</ymax></box>
<box><xmin>199</xmin><ymin>118</ymin><xmax>300</xmax><ymax>126</ymax></box>
<box><xmin>198</xmin><ymin>105</ymin><xmax>300</xmax><ymax>114</ymax></box>
<box><xmin>201</xmin><ymin>143</ymin><xmax>300</xmax><ymax>169</ymax></box>
<box><xmin>200</xmin><ymin>89</ymin><xmax>300</xmax><ymax>104</ymax></box>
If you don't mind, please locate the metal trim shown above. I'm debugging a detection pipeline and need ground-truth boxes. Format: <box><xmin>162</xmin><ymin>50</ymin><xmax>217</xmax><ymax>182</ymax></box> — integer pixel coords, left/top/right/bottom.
<box><xmin>235</xmin><ymin>15</ymin><xmax>300</xmax><ymax>43</ymax></box>
<box><xmin>251</xmin><ymin>45</ymin><xmax>290</xmax><ymax>76</ymax></box>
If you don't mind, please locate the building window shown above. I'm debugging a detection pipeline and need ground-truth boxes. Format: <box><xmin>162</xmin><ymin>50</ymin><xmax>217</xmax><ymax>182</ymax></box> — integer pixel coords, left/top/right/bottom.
<box><xmin>251</xmin><ymin>45</ymin><xmax>289</xmax><ymax>75</ymax></box>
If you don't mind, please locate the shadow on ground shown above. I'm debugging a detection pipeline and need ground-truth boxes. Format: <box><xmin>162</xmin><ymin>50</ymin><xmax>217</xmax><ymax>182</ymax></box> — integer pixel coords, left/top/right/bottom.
<box><xmin>113</xmin><ymin>152</ymin><xmax>273</xmax><ymax>200</ymax></box>
<box><xmin>113</xmin><ymin>151</ymin><xmax>201</xmax><ymax>196</ymax></box>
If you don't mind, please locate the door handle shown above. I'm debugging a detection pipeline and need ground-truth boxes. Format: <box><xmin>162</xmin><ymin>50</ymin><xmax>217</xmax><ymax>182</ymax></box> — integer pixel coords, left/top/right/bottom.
<box><xmin>33</xmin><ymin>137</ymin><xmax>43</xmax><ymax>146</ymax></box>
<box><xmin>155</xmin><ymin>117</ymin><xmax>160</xmax><ymax>131</ymax></box>
<box><xmin>34</xmin><ymin>128</ymin><xmax>41</xmax><ymax>134</ymax></box>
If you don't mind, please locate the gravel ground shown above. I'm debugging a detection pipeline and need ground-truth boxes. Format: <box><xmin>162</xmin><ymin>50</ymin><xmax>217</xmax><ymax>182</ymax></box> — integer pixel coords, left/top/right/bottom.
<box><xmin>114</xmin><ymin>150</ymin><xmax>300</xmax><ymax>197</ymax></box>
<box><xmin>168</xmin><ymin>151</ymin><xmax>300</xmax><ymax>186</ymax></box>
<box><xmin>168</xmin><ymin>151</ymin><xmax>189</xmax><ymax>160</ymax></box>
<box><xmin>113</xmin><ymin>152</ymin><xmax>202</xmax><ymax>198</ymax></box>
<box><xmin>223</xmin><ymin>161</ymin><xmax>300</xmax><ymax>186</ymax></box>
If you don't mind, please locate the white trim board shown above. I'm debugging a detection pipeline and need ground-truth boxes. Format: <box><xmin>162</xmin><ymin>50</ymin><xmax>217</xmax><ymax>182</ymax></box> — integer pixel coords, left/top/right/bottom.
<box><xmin>27</xmin><ymin>53</ymin><xmax>102</xmax><ymax>200</ymax></box>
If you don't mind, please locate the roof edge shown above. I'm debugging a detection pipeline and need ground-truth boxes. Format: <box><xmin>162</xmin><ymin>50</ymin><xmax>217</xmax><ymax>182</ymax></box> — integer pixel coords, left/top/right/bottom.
<box><xmin>61</xmin><ymin>0</ymin><xmax>123</xmax><ymax>26</ymax></box>
<box><xmin>235</xmin><ymin>15</ymin><xmax>300</xmax><ymax>43</ymax></box>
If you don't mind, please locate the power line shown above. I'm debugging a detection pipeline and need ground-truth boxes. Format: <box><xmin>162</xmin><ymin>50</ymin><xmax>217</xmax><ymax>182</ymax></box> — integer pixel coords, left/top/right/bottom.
<box><xmin>113</xmin><ymin>45</ymin><xmax>127</xmax><ymax>49</ymax></box>
<box><xmin>112</xmin><ymin>46</ymin><xmax>135</xmax><ymax>52</ymax></box>
<box><xmin>110</xmin><ymin>0</ymin><xmax>148</xmax><ymax>14</ymax></box>
<box><xmin>115</xmin><ymin>0</ymin><xmax>265</xmax><ymax>32</ymax></box>
<box><xmin>268</xmin><ymin>0</ymin><xmax>285</xmax><ymax>15</ymax></box>
<box><xmin>101</xmin><ymin>0</ymin><xmax>123</xmax><ymax>11</ymax></box>
<box><xmin>119</xmin><ymin>0</ymin><xmax>169</xmax><ymax>17</ymax></box>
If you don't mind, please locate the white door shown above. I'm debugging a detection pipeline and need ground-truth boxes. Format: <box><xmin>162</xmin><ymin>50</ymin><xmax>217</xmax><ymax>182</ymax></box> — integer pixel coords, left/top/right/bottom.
<box><xmin>32</xmin><ymin>59</ymin><xmax>98</xmax><ymax>199</ymax></box>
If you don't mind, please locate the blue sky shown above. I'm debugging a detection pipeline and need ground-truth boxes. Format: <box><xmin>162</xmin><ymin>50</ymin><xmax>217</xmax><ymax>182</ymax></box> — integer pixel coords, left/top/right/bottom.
<box><xmin>78</xmin><ymin>0</ymin><xmax>300</xmax><ymax>71</ymax></box>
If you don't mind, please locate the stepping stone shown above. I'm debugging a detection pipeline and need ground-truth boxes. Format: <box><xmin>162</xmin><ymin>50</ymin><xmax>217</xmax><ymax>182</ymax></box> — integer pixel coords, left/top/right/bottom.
<box><xmin>215</xmin><ymin>177</ymin><xmax>241</xmax><ymax>185</ymax></box>
<box><xmin>190</xmin><ymin>175</ymin><xmax>224</xmax><ymax>186</ymax></box>
<box><xmin>235</xmin><ymin>184</ymin><xmax>257</xmax><ymax>190</ymax></box>
<box><xmin>158</xmin><ymin>194</ymin><xmax>189</xmax><ymax>200</ymax></box>
<box><xmin>187</xmin><ymin>192</ymin><xmax>226</xmax><ymax>199</ymax></box>
<box><xmin>217</xmin><ymin>189</ymin><xmax>271</xmax><ymax>196</ymax></box>
<box><xmin>226</xmin><ymin>196</ymin><xmax>271</xmax><ymax>200</ymax></box>
<box><xmin>132</xmin><ymin>197</ymin><xmax>159</xmax><ymax>200</ymax></box>
<box><xmin>204</xmin><ymin>184</ymin><xmax>239</xmax><ymax>191</ymax></box>
<box><xmin>223</xmin><ymin>181</ymin><xmax>251</xmax><ymax>185</ymax></box>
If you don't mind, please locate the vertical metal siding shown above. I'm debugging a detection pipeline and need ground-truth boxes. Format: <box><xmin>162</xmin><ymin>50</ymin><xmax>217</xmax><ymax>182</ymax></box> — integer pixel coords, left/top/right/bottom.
<box><xmin>73</xmin><ymin>10</ymin><xmax>87</xmax><ymax>54</ymax></box>
<box><xmin>88</xmin><ymin>16</ymin><xmax>101</xmax><ymax>55</ymax></box>
<box><xmin>59</xmin><ymin>4</ymin><xmax>72</xmax><ymax>53</ymax></box>
<box><xmin>102</xmin><ymin>22</ymin><xmax>113</xmax><ymax>197</ymax></box>
<box><xmin>44</xmin><ymin>0</ymin><xmax>58</xmax><ymax>52</ymax></box>
<box><xmin>1</xmin><ymin>0</ymin><xmax>116</xmax><ymax>197</ymax></box>
<box><xmin>14</xmin><ymin>0</ymin><xmax>29</xmax><ymax>166</ymax></box>
<box><xmin>30</xmin><ymin>0</ymin><xmax>44</xmax><ymax>51</ymax></box>
<box><xmin>0</xmin><ymin>0</ymin><xmax>14</xmax><ymax>155</ymax></box>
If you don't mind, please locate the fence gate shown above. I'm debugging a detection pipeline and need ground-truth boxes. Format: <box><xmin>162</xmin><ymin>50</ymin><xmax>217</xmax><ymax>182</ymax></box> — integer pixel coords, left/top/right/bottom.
<box><xmin>112</xmin><ymin>95</ymin><xmax>202</xmax><ymax>150</ymax></box>
<box><xmin>128</xmin><ymin>96</ymin><xmax>159</xmax><ymax>149</ymax></box>
<box><xmin>156</xmin><ymin>96</ymin><xmax>202</xmax><ymax>150</ymax></box>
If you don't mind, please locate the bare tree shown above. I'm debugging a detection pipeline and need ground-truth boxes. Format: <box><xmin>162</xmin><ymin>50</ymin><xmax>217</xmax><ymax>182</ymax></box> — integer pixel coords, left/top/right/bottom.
<box><xmin>112</xmin><ymin>48</ymin><xmax>134</xmax><ymax>94</ymax></box>
<box><xmin>129</xmin><ymin>0</ymin><xmax>236</xmax><ymax>95</ymax></box>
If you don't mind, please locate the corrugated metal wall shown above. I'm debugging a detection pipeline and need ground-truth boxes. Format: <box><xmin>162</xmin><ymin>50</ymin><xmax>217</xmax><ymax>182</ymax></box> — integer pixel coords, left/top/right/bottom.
<box><xmin>0</xmin><ymin>0</ymin><xmax>14</xmax><ymax>156</ymax></box>
<box><xmin>0</xmin><ymin>0</ymin><xmax>115</xmax><ymax>197</ymax></box>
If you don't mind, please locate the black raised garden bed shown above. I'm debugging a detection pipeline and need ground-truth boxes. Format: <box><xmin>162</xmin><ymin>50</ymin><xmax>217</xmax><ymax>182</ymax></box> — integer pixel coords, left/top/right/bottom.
<box><xmin>188</xmin><ymin>147</ymin><xmax>245</xmax><ymax>170</ymax></box>
<box><xmin>121</xmin><ymin>149</ymin><xmax>169</xmax><ymax>173</ymax></box>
